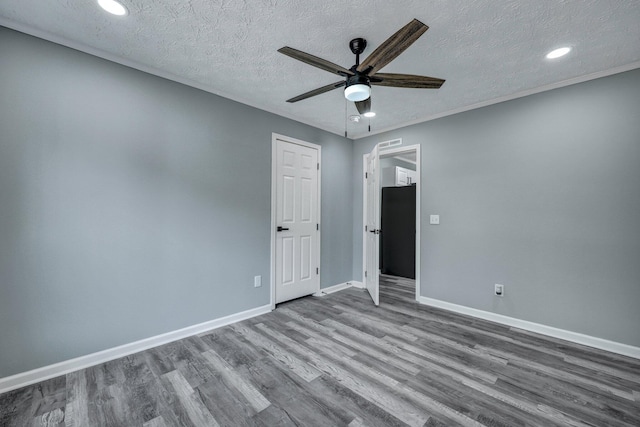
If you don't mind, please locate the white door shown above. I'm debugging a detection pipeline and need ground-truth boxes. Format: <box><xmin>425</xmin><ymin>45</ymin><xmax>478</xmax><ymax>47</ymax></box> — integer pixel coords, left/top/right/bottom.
<box><xmin>275</xmin><ymin>138</ymin><xmax>320</xmax><ymax>304</ymax></box>
<box><xmin>364</xmin><ymin>144</ymin><xmax>380</xmax><ymax>305</ymax></box>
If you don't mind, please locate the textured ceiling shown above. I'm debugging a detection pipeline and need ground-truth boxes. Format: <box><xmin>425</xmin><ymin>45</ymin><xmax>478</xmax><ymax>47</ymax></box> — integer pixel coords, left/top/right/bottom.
<box><xmin>1</xmin><ymin>1</ymin><xmax>639</xmax><ymax>139</ymax></box>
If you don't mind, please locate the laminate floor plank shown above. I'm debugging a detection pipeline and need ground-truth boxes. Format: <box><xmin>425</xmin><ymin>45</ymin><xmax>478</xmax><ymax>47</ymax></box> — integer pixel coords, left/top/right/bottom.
<box><xmin>155</xmin><ymin>340</ymin><xmax>198</xmax><ymax>366</ymax></box>
<box><xmin>84</xmin><ymin>360</ymin><xmax>125</xmax><ymax>396</ymax></box>
<box><xmin>250</xmin><ymin>404</ymin><xmax>299</xmax><ymax>427</ymax></box>
<box><xmin>201</xmin><ymin>349</ymin><xmax>270</xmax><ymax>414</ymax></box>
<box><xmin>199</xmin><ymin>328</ymin><xmax>265</xmax><ymax>369</ymax></box>
<box><xmin>175</xmin><ymin>352</ymin><xmax>218</xmax><ymax>390</ymax></box>
<box><xmin>276</xmin><ymin>307</ymin><xmax>337</xmax><ymax>335</ymax></box>
<box><xmin>141</xmin><ymin>347</ymin><xmax>175</xmax><ymax>378</ymax></box>
<box><xmin>493</xmin><ymin>374</ymin><xmax>638</xmax><ymax>427</ymax></box>
<box><xmin>119</xmin><ymin>353</ymin><xmax>156</xmax><ymax>387</ymax></box>
<box><xmin>31</xmin><ymin>406</ymin><xmax>65</xmax><ymax>427</ymax></box>
<box><xmin>123</xmin><ymin>378</ymin><xmax>169</xmax><ymax>424</ymax></box>
<box><xmin>334</xmin><ymin>307</ymin><xmax>419</xmax><ymax>342</ymax></box>
<box><xmin>305</xmin><ymin>375</ymin><xmax>409</xmax><ymax>427</ymax></box>
<box><xmin>267</xmin><ymin>312</ymin><xmax>359</xmax><ymax>359</ymax></box>
<box><xmin>64</xmin><ymin>369</ymin><xmax>89</xmax><ymax>427</ymax></box>
<box><xmin>407</xmin><ymin>370</ymin><xmax>532</xmax><ymax>427</ymax></box>
<box><xmin>0</xmin><ymin>385</ymin><xmax>36</xmax><ymax>426</ymax></box>
<box><xmin>195</xmin><ymin>375</ymin><xmax>261</xmax><ymax>427</ymax></box>
<box><xmin>232</xmin><ymin>323</ymin><xmax>322</xmax><ymax>383</ymax></box>
<box><xmin>243</xmin><ymin>358</ymin><xmax>352</xmax><ymax>427</ymax></box>
<box><xmin>562</xmin><ymin>355</ymin><xmax>640</xmax><ymax>384</ymax></box>
<box><xmin>86</xmin><ymin>383</ymin><xmax>134</xmax><ymax>427</ymax></box>
<box><xmin>142</xmin><ymin>416</ymin><xmax>168</xmax><ymax>427</ymax></box>
<box><xmin>3</xmin><ymin>274</ymin><xmax>639</xmax><ymax>426</ymax></box>
<box><xmin>266</xmin><ymin>321</ymin><xmax>480</xmax><ymax>426</ymax></box>
<box><xmin>159</xmin><ymin>370</ymin><xmax>220</xmax><ymax>427</ymax></box>
<box><xmin>29</xmin><ymin>376</ymin><xmax>66</xmax><ymax>418</ymax></box>
<box><xmin>253</xmin><ymin>322</ymin><xmax>431</xmax><ymax>426</ymax></box>
<box><xmin>479</xmin><ymin>345</ymin><xmax>636</xmax><ymax>401</ymax></box>
<box><xmin>320</xmin><ymin>318</ymin><xmax>426</xmax><ymax>374</ymax></box>
<box><xmin>513</xmin><ymin>328</ymin><xmax>640</xmax><ymax>373</ymax></box>
<box><xmin>402</xmin><ymin>324</ymin><xmax>510</xmax><ymax>367</ymax></box>
<box><xmin>350</xmin><ymin>351</ymin><xmax>419</xmax><ymax>384</ymax></box>
<box><xmin>279</xmin><ymin>296</ymin><xmax>343</xmax><ymax>321</ymax></box>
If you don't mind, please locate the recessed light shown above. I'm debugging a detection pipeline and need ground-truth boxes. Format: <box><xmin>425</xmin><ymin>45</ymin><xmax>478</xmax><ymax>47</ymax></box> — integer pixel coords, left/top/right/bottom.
<box><xmin>98</xmin><ymin>0</ymin><xmax>128</xmax><ymax>16</ymax></box>
<box><xmin>363</xmin><ymin>112</ymin><xmax>376</xmax><ymax>118</ymax></box>
<box><xmin>546</xmin><ymin>47</ymin><xmax>571</xmax><ymax>59</ymax></box>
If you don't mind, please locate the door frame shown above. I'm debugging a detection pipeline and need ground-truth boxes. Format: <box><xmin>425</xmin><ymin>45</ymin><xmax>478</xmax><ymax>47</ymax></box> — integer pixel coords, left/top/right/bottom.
<box><xmin>270</xmin><ymin>133</ymin><xmax>322</xmax><ymax>309</ymax></box>
<box><xmin>362</xmin><ymin>143</ymin><xmax>421</xmax><ymax>301</ymax></box>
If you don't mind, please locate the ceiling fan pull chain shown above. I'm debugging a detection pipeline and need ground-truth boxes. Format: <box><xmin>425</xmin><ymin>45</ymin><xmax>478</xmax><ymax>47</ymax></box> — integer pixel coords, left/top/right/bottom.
<box><xmin>344</xmin><ymin>97</ymin><xmax>348</xmax><ymax>138</ymax></box>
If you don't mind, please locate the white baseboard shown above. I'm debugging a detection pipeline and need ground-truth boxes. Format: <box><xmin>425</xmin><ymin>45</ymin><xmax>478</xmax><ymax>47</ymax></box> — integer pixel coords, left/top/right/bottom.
<box><xmin>351</xmin><ymin>281</ymin><xmax>364</xmax><ymax>289</ymax></box>
<box><xmin>316</xmin><ymin>282</ymin><xmax>352</xmax><ymax>296</ymax></box>
<box><xmin>0</xmin><ymin>304</ymin><xmax>272</xmax><ymax>394</ymax></box>
<box><xmin>418</xmin><ymin>297</ymin><xmax>640</xmax><ymax>360</ymax></box>
<box><xmin>314</xmin><ymin>280</ymin><xmax>365</xmax><ymax>296</ymax></box>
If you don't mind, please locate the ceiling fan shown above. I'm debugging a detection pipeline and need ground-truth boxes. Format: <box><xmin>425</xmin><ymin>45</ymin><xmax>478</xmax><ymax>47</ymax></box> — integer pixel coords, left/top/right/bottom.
<box><xmin>278</xmin><ymin>19</ymin><xmax>445</xmax><ymax>115</ymax></box>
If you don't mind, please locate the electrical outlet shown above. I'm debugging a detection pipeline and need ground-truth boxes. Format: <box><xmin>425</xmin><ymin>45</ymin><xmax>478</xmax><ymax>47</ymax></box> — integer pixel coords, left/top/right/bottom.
<box><xmin>254</xmin><ymin>275</ymin><xmax>262</xmax><ymax>288</ymax></box>
<box><xmin>494</xmin><ymin>284</ymin><xmax>504</xmax><ymax>297</ymax></box>
<box><xmin>429</xmin><ymin>215</ymin><xmax>440</xmax><ymax>225</ymax></box>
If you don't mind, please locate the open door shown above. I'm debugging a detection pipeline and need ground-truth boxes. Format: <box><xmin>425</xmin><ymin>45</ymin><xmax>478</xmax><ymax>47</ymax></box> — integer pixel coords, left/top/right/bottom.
<box><xmin>364</xmin><ymin>144</ymin><xmax>380</xmax><ymax>305</ymax></box>
<box><xmin>363</xmin><ymin>142</ymin><xmax>421</xmax><ymax>304</ymax></box>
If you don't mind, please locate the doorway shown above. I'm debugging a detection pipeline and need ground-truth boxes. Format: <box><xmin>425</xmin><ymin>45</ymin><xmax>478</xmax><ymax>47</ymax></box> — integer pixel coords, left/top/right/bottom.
<box><xmin>362</xmin><ymin>142</ymin><xmax>421</xmax><ymax>305</ymax></box>
<box><xmin>271</xmin><ymin>134</ymin><xmax>321</xmax><ymax>308</ymax></box>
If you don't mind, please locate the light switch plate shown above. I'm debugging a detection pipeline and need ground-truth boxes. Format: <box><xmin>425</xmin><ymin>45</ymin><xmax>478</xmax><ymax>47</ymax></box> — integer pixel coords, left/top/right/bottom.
<box><xmin>254</xmin><ymin>275</ymin><xmax>262</xmax><ymax>288</ymax></box>
<box><xmin>430</xmin><ymin>215</ymin><xmax>440</xmax><ymax>225</ymax></box>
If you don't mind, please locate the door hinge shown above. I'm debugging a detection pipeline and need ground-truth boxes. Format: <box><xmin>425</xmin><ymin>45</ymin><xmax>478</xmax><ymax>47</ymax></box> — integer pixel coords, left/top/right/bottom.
<box><xmin>365</xmin><ymin>225</ymin><xmax>368</xmax><ymax>232</ymax></box>
<box><xmin>317</xmin><ymin>163</ymin><xmax>319</xmax><ymax>170</ymax></box>
<box><xmin>316</xmin><ymin>223</ymin><xmax>319</xmax><ymax>231</ymax></box>
<box><xmin>316</xmin><ymin>267</ymin><xmax>319</xmax><ymax>275</ymax></box>
<box><xmin>365</xmin><ymin>172</ymin><xmax>368</xmax><ymax>179</ymax></box>
<box><xmin>365</xmin><ymin>270</ymin><xmax>368</xmax><ymax>278</ymax></box>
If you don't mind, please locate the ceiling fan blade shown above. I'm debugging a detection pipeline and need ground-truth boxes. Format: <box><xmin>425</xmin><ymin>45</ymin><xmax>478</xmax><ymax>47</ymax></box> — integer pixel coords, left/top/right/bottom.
<box><xmin>286</xmin><ymin>81</ymin><xmax>346</xmax><ymax>103</ymax></box>
<box><xmin>357</xmin><ymin>19</ymin><xmax>428</xmax><ymax>75</ymax></box>
<box><xmin>355</xmin><ymin>98</ymin><xmax>371</xmax><ymax>115</ymax></box>
<box><xmin>371</xmin><ymin>73</ymin><xmax>445</xmax><ymax>89</ymax></box>
<box><xmin>278</xmin><ymin>47</ymin><xmax>354</xmax><ymax>77</ymax></box>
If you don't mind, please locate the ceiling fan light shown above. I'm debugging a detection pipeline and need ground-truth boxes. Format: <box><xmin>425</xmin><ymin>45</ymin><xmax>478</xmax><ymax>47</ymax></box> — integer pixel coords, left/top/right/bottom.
<box><xmin>546</xmin><ymin>46</ymin><xmax>571</xmax><ymax>59</ymax></box>
<box><xmin>344</xmin><ymin>84</ymin><xmax>371</xmax><ymax>102</ymax></box>
<box><xmin>98</xmin><ymin>0</ymin><xmax>128</xmax><ymax>16</ymax></box>
<box><xmin>363</xmin><ymin>111</ymin><xmax>376</xmax><ymax>118</ymax></box>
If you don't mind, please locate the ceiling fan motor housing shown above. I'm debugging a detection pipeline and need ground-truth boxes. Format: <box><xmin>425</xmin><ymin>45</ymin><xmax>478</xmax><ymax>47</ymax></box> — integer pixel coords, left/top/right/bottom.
<box><xmin>349</xmin><ymin>38</ymin><xmax>367</xmax><ymax>56</ymax></box>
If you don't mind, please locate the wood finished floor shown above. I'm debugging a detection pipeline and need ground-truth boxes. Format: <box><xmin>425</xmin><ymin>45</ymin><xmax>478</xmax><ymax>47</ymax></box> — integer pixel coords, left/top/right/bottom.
<box><xmin>2</xmin><ymin>275</ymin><xmax>640</xmax><ymax>426</ymax></box>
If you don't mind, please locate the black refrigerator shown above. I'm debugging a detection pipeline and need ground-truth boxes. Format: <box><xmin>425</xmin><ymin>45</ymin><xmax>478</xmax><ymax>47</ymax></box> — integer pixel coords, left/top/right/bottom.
<box><xmin>380</xmin><ymin>185</ymin><xmax>416</xmax><ymax>279</ymax></box>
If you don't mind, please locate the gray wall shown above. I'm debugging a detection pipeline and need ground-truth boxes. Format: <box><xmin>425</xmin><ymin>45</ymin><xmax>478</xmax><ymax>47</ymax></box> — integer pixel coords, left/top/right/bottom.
<box><xmin>353</xmin><ymin>68</ymin><xmax>640</xmax><ymax>347</ymax></box>
<box><xmin>0</xmin><ymin>27</ymin><xmax>352</xmax><ymax>377</ymax></box>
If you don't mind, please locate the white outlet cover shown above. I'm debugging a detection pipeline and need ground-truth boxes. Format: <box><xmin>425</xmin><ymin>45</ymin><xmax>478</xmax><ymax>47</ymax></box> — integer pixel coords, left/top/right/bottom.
<box><xmin>430</xmin><ymin>215</ymin><xmax>440</xmax><ymax>225</ymax></box>
<box><xmin>254</xmin><ymin>275</ymin><xmax>262</xmax><ymax>288</ymax></box>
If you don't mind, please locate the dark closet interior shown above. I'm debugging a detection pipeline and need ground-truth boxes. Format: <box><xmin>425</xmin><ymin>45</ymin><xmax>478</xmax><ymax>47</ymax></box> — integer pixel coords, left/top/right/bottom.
<box><xmin>380</xmin><ymin>184</ymin><xmax>416</xmax><ymax>279</ymax></box>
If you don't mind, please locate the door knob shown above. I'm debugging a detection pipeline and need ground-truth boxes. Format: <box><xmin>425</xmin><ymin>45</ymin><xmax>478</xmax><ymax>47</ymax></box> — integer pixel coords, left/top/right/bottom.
<box><xmin>277</xmin><ymin>226</ymin><xmax>290</xmax><ymax>232</ymax></box>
